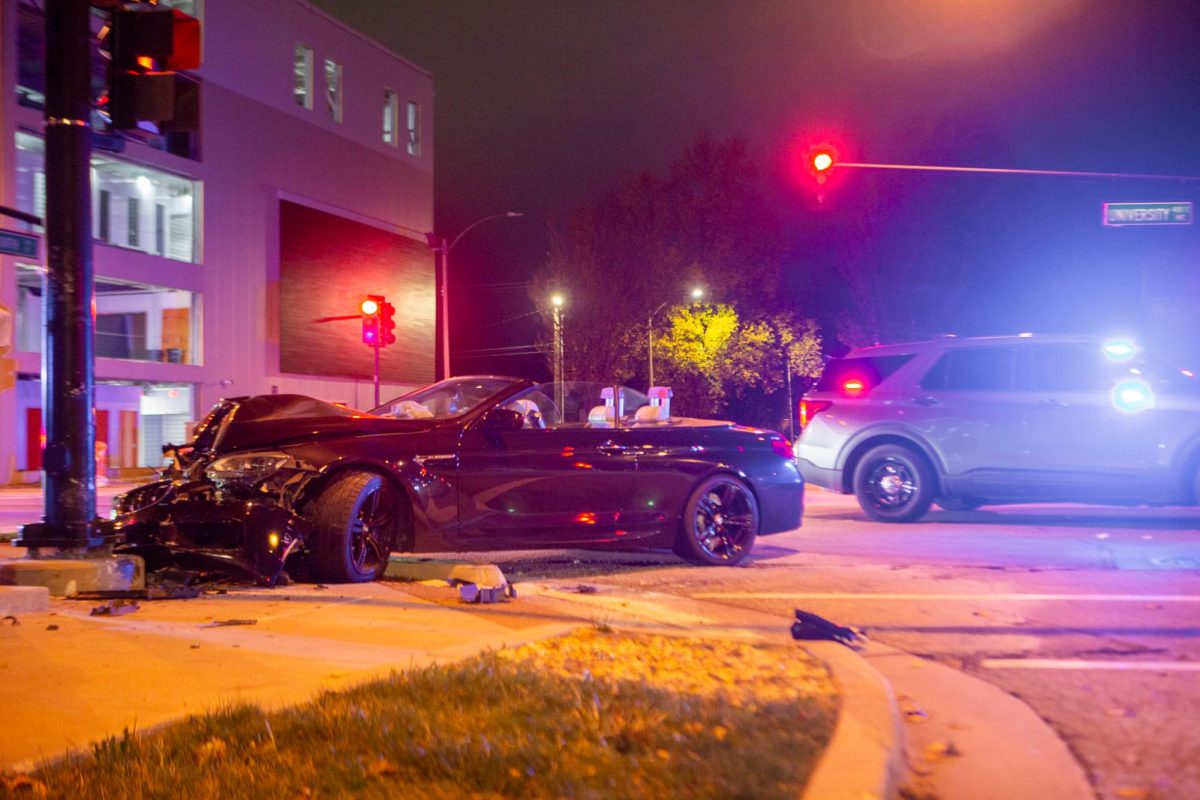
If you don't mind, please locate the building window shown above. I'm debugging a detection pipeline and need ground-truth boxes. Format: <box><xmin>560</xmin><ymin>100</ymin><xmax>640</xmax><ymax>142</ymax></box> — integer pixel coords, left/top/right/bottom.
<box><xmin>15</xmin><ymin>265</ymin><xmax>201</xmax><ymax>367</ymax></box>
<box><xmin>294</xmin><ymin>44</ymin><xmax>313</xmax><ymax>109</ymax></box>
<box><xmin>406</xmin><ymin>101</ymin><xmax>420</xmax><ymax>156</ymax></box>
<box><xmin>127</xmin><ymin>196</ymin><xmax>140</xmax><ymax>249</ymax></box>
<box><xmin>16</xmin><ymin>132</ymin><xmax>199</xmax><ymax>263</ymax></box>
<box><xmin>98</xmin><ymin>190</ymin><xmax>111</xmax><ymax>241</ymax></box>
<box><xmin>383</xmin><ymin>89</ymin><xmax>398</xmax><ymax>145</ymax></box>
<box><xmin>324</xmin><ymin>59</ymin><xmax>343</xmax><ymax>122</ymax></box>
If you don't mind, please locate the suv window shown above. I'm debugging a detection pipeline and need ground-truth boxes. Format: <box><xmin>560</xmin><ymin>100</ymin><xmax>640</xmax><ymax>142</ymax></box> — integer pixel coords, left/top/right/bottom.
<box><xmin>816</xmin><ymin>354</ymin><xmax>914</xmax><ymax>393</ymax></box>
<box><xmin>920</xmin><ymin>346</ymin><xmax>1020</xmax><ymax>391</ymax></box>
<box><xmin>1023</xmin><ymin>343</ymin><xmax>1109</xmax><ymax>392</ymax></box>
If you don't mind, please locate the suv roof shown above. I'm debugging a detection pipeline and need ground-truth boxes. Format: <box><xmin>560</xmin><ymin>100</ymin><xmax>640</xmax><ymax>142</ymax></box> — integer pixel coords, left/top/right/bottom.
<box><xmin>843</xmin><ymin>333</ymin><xmax>1102</xmax><ymax>357</ymax></box>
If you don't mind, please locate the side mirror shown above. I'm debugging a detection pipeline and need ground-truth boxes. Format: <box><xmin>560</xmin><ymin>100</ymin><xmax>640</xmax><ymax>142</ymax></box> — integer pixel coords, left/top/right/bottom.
<box><xmin>479</xmin><ymin>407</ymin><xmax>524</xmax><ymax>431</ymax></box>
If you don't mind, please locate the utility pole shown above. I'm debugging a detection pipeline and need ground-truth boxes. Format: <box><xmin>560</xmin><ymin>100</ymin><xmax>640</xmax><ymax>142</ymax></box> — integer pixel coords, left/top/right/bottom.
<box><xmin>20</xmin><ymin>0</ymin><xmax>100</xmax><ymax>551</ymax></box>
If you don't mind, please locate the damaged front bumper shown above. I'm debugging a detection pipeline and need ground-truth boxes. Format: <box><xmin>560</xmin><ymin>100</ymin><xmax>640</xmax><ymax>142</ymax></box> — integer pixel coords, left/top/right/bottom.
<box><xmin>107</xmin><ymin>479</ymin><xmax>310</xmax><ymax>586</ymax></box>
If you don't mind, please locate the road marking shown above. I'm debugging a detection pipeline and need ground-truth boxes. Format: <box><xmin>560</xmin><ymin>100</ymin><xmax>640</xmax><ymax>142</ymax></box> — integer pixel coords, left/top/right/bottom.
<box><xmin>982</xmin><ymin>658</ymin><xmax>1200</xmax><ymax>672</ymax></box>
<box><xmin>691</xmin><ymin>592</ymin><xmax>1200</xmax><ymax>602</ymax></box>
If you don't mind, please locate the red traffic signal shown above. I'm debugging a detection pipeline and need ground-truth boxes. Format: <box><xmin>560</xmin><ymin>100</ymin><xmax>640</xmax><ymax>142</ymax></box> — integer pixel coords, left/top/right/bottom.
<box><xmin>807</xmin><ymin>146</ymin><xmax>837</xmax><ymax>184</ymax></box>
<box><xmin>379</xmin><ymin>301</ymin><xmax>396</xmax><ymax>347</ymax></box>
<box><xmin>361</xmin><ymin>295</ymin><xmax>384</xmax><ymax>346</ymax></box>
<box><xmin>106</xmin><ymin>4</ymin><xmax>201</xmax><ymax>130</ymax></box>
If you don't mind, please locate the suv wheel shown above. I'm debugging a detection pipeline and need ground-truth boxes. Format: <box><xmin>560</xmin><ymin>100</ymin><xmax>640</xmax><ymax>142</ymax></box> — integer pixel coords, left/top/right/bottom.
<box><xmin>853</xmin><ymin>444</ymin><xmax>935</xmax><ymax>522</ymax></box>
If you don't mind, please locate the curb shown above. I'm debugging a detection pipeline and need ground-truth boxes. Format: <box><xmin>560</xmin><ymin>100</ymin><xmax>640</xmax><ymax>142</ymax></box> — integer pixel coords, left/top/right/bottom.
<box><xmin>384</xmin><ymin>556</ymin><xmax>508</xmax><ymax>588</ymax></box>
<box><xmin>0</xmin><ymin>585</ymin><xmax>51</xmax><ymax>616</ymax></box>
<box><xmin>800</xmin><ymin>641</ymin><xmax>903</xmax><ymax>800</ymax></box>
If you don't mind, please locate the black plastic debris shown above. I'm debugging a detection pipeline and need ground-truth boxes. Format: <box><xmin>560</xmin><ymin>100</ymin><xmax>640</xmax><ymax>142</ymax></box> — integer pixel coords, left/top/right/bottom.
<box><xmin>790</xmin><ymin>608</ymin><xmax>865</xmax><ymax>648</ymax></box>
<box><xmin>203</xmin><ymin>618</ymin><xmax>257</xmax><ymax>628</ymax></box>
<box><xmin>90</xmin><ymin>599</ymin><xmax>140</xmax><ymax>617</ymax></box>
<box><xmin>2</xmin><ymin>615</ymin><xmax>18</xmax><ymax>626</ymax></box>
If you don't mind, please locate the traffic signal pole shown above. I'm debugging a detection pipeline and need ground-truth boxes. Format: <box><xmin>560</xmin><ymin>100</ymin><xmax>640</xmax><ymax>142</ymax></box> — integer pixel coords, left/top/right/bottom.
<box><xmin>21</xmin><ymin>0</ymin><xmax>100</xmax><ymax>550</ymax></box>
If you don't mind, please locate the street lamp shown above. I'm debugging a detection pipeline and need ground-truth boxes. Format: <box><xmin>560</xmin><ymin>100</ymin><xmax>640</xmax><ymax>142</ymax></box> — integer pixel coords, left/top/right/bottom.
<box><xmin>648</xmin><ymin>287</ymin><xmax>703</xmax><ymax>388</ymax></box>
<box><xmin>550</xmin><ymin>293</ymin><xmax>565</xmax><ymax>412</ymax></box>
<box><xmin>425</xmin><ymin>211</ymin><xmax>524</xmax><ymax>379</ymax></box>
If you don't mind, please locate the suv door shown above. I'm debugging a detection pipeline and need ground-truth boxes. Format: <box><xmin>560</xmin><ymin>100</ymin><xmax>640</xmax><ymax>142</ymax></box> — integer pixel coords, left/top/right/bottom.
<box><xmin>911</xmin><ymin>345</ymin><xmax>1032</xmax><ymax>499</ymax></box>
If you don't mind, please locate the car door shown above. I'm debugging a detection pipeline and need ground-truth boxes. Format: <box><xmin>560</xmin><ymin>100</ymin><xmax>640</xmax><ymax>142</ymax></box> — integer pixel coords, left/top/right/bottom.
<box><xmin>454</xmin><ymin>419</ymin><xmax>640</xmax><ymax>548</ymax></box>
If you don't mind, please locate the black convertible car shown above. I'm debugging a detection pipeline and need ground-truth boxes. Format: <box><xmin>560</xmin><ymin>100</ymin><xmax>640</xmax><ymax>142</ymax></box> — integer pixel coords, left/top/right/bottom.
<box><xmin>110</xmin><ymin>377</ymin><xmax>804</xmax><ymax>584</ymax></box>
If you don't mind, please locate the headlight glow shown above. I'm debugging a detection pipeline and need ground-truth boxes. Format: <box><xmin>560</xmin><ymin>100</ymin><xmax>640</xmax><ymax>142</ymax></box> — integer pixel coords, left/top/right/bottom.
<box><xmin>205</xmin><ymin>452</ymin><xmax>291</xmax><ymax>487</ymax></box>
<box><xmin>1110</xmin><ymin>379</ymin><xmax>1155</xmax><ymax>414</ymax></box>
<box><xmin>1102</xmin><ymin>339</ymin><xmax>1138</xmax><ymax>362</ymax></box>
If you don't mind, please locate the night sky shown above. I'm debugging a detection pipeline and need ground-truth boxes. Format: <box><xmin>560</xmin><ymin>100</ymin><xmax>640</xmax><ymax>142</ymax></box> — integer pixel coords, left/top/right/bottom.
<box><xmin>310</xmin><ymin>0</ymin><xmax>1200</xmax><ymax>375</ymax></box>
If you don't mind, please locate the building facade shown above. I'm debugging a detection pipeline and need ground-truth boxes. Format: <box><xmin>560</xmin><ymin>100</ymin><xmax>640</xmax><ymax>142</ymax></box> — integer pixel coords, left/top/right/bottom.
<box><xmin>0</xmin><ymin>0</ymin><xmax>435</xmax><ymax>483</ymax></box>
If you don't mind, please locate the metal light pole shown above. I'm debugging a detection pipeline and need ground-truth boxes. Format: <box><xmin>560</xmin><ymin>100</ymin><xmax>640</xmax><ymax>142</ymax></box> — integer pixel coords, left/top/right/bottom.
<box><xmin>647</xmin><ymin>287</ymin><xmax>703</xmax><ymax>388</ymax></box>
<box><xmin>21</xmin><ymin>0</ymin><xmax>99</xmax><ymax>551</ymax></box>
<box><xmin>551</xmin><ymin>294</ymin><xmax>564</xmax><ymax>412</ymax></box>
<box><xmin>426</xmin><ymin>212</ymin><xmax>523</xmax><ymax>380</ymax></box>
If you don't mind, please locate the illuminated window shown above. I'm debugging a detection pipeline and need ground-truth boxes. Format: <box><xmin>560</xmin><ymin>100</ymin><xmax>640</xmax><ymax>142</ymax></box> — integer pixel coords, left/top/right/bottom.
<box><xmin>406</xmin><ymin>101</ymin><xmax>420</xmax><ymax>156</ymax></box>
<box><xmin>15</xmin><ymin>132</ymin><xmax>199</xmax><ymax>263</ymax></box>
<box><xmin>383</xmin><ymin>89</ymin><xmax>398</xmax><ymax>145</ymax></box>
<box><xmin>294</xmin><ymin>44</ymin><xmax>313</xmax><ymax>109</ymax></box>
<box><xmin>324</xmin><ymin>59</ymin><xmax>343</xmax><ymax>122</ymax></box>
<box><xmin>15</xmin><ymin>265</ymin><xmax>201</xmax><ymax>367</ymax></box>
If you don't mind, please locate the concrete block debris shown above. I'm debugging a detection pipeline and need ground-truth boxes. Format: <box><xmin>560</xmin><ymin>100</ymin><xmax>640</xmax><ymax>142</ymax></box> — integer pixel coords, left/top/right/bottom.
<box><xmin>90</xmin><ymin>599</ymin><xmax>140</xmax><ymax>617</ymax></box>
<box><xmin>458</xmin><ymin>582</ymin><xmax>517</xmax><ymax>604</ymax></box>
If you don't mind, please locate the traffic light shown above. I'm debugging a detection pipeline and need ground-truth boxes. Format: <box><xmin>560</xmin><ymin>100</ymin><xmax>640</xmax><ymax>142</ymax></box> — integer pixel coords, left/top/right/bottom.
<box><xmin>361</xmin><ymin>295</ymin><xmax>383</xmax><ymax>346</ymax></box>
<box><xmin>807</xmin><ymin>146</ymin><xmax>837</xmax><ymax>184</ymax></box>
<box><xmin>379</xmin><ymin>301</ymin><xmax>396</xmax><ymax>347</ymax></box>
<box><xmin>105</xmin><ymin>4</ymin><xmax>202</xmax><ymax>131</ymax></box>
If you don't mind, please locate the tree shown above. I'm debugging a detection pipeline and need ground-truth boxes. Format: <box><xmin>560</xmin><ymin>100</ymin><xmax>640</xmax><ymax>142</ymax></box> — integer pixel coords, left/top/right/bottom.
<box><xmin>654</xmin><ymin>305</ymin><xmax>824</xmax><ymax>428</ymax></box>
<box><xmin>532</xmin><ymin>134</ymin><xmax>792</xmax><ymax>385</ymax></box>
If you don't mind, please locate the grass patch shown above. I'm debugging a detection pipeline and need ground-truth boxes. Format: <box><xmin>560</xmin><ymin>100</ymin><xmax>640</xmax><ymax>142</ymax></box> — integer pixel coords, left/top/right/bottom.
<box><xmin>3</xmin><ymin>628</ymin><xmax>837</xmax><ymax>799</ymax></box>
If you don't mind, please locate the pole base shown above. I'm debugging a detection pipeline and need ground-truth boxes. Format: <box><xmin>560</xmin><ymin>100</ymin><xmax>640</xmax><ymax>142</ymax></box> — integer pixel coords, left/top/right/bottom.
<box><xmin>15</xmin><ymin>520</ymin><xmax>109</xmax><ymax>551</ymax></box>
<box><xmin>0</xmin><ymin>554</ymin><xmax>144</xmax><ymax>598</ymax></box>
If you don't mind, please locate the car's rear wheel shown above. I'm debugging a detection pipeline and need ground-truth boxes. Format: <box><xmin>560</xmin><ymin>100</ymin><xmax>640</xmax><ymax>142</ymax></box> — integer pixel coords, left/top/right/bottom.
<box><xmin>853</xmin><ymin>444</ymin><xmax>935</xmax><ymax>522</ymax></box>
<box><xmin>674</xmin><ymin>474</ymin><xmax>759</xmax><ymax>566</ymax></box>
<box><xmin>308</xmin><ymin>471</ymin><xmax>397</xmax><ymax>583</ymax></box>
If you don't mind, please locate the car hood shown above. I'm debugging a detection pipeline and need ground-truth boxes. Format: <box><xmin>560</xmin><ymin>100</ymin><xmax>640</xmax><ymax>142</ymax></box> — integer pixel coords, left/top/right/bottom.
<box><xmin>210</xmin><ymin>394</ymin><xmax>441</xmax><ymax>454</ymax></box>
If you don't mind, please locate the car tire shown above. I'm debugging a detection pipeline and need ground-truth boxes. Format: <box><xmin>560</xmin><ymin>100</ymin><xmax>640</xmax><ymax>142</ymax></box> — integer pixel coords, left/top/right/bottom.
<box><xmin>308</xmin><ymin>471</ymin><xmax>397</xmax><ymax>583</ymax></box>
<box><xmin>935</xmin><ymin>496</ymin><xmax>983</xmax><ymax>512</ymax></box>
<box><xmin>853</xmin><ymin>444</ymin><xmax>936</xmax><ymax>523</ymax></box>
<box><xmin>673</xmin><ymin>474</ymin><xmax>759</xmax><ymax>566</ymax></box>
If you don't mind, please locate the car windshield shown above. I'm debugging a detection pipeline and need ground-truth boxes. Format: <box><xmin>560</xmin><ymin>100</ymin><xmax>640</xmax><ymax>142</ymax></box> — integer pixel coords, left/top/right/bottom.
<box><xmin>503</xmin><ymin>382</ymin><xmax>650</xmax><ymax>426</ymax></box>
<box><xmin>370</xmin><ymin>377</ymin><xmax>520</xmax><ymax>420</ymax></box>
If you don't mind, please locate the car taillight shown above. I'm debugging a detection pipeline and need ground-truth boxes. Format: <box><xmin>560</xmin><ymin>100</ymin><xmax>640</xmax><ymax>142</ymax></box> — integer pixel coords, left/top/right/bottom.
<box><xmin>770</xmin><ymin>436</ymin><xmax>794</xmax><ymax>459</ymax></box>
<box><xmin>799</xmin><ymin>399</ymin><xmax>832</xmax><ymax>428</ymax></box>
<box><xmin>842</xmin><ymin>378</ymin><xmax>865</xmax><ymax>396</ymax></box>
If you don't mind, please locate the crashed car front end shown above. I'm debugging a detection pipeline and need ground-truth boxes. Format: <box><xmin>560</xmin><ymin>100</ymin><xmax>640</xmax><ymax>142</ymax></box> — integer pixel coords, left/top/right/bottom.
<box><xmin>110</xmin><ymin>450</ymin><xmax>324</xmax><ymax>586</ymax></box>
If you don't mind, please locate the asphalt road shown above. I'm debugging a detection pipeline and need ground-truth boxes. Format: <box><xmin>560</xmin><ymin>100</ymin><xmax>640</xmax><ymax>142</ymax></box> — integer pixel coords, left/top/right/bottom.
<box><xmin>459</xmin><ymin>489</ymin><xmax>1200</xmax><ymax>800</ymax></box>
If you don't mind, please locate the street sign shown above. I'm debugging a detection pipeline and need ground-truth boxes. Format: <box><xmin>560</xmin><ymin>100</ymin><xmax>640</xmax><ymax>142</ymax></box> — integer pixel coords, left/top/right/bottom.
<box><xmin>0</xmin><ymin>229</ymin><xmax>40</xmax><ymax>258</ymax></box>
<box><xmin>1103</xmin><ymin>202</ymin><xmax>1193</xmax><ymax>227</ymax></box>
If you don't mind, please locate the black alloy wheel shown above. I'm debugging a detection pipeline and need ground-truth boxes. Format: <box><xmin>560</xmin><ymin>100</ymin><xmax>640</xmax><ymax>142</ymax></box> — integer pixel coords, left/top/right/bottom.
<box><xmin>674</xmin><ymin>474</ymin><xmax>759</xmax><ymax>566</ymax></box>
<box><xmin>853</xmin><ymin>444</ymin><xmax>936</xmax><ymax>522</ymax></box>
<box><xmin>308</xmin><ymin>471</ymin><xmax>398</xmax><ymax>583</ymax></box>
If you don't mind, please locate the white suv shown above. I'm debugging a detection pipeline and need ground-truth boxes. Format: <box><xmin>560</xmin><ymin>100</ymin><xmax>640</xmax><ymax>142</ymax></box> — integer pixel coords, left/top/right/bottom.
<box><xmin>795</xmin><ymin>334</ymin><xmax>1200</xmax><ymax>521</ymax></box>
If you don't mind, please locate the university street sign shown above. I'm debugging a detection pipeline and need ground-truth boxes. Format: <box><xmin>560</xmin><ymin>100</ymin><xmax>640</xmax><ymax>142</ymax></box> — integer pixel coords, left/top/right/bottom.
<box><xmin>0</xmin><ymin>229</ymin><xmax>40</xmax><ymax>258</ymax></box>
<box><xmin>1103</xmin><ymin>202</ymin><xmax>1193</xmax><ymax>227</ymax></box>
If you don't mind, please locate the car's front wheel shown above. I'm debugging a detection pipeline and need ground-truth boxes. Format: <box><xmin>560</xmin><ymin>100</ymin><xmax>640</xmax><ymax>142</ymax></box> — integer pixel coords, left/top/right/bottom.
<box><xmin>674</xmin><ymin>474</ymin><xmax>759</xmax><ymax>566</ymax></box>
<box><xmin>308</xmin><ymin>471</ymin><xmax>397</xmax><ymax>583</ymax></box>
<box><xmin>853</xmin><ymin>444</ymin><xmax>935</xmax><ymax>522</ymax></box>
